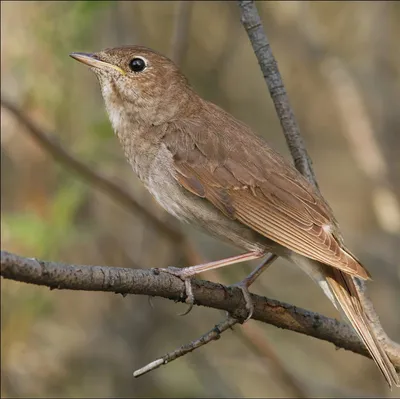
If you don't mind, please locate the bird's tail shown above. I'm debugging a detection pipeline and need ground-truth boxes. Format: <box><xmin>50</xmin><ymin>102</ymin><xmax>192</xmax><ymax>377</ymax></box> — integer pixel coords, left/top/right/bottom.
<box><xmin>292</xmin><ymin>254</ymin><xmax>399</xmax><ymax>388</ymax></box>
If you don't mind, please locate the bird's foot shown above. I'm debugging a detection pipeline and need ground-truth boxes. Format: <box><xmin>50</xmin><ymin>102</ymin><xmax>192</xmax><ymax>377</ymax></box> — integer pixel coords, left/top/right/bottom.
<box><xmin>157</xmin><ymin>266</ymin><xmax>196</xmax><ymax>316</ymax></box>
<box><xmin>156</xmin><ymin>252</ymin><xmax>267</xmax><ymax>316</ymax></box>
<box><xmin>230</xmin><ymin>280</ymin><xmax>254</xmax><ymax>323</ymax></box>
<box><xmin>229</xmin><ymin>254</ymin><xmax>278</xmax><ymax>322</ymax></box>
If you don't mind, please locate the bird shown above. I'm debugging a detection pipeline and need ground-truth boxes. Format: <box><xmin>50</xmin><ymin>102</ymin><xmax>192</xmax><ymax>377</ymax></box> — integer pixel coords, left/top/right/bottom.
<box><xmin>70</xmin><ymin>45</ymin><xmax>399</xmax><ymax>387</ymax></box>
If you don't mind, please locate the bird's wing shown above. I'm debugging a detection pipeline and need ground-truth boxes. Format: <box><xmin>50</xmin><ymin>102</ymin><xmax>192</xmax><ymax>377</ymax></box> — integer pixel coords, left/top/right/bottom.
<box><xmin>162</xmin><ymin>102</ymin><xmax>370</xmax><ymax>279</ymax></box>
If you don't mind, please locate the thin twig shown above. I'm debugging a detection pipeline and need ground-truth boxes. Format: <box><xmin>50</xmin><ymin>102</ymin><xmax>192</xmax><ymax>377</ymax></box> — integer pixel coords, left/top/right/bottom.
<box><xmin>133</xmin><ymin>316</ymin><xmax>238</xmax><ymax>377</ymax></box>
<box><xmin>5</xmin><ymin>249</ymin><xmax>398</xmax><ymax>366</ymax></box>
<box><xmin>170</xmin><ymin>1</ymin><xmax>193</xmax><ymax>66</ymax></box>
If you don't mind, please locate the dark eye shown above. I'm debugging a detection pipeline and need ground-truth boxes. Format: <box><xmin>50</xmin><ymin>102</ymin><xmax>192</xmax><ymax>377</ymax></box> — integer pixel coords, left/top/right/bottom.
<box><xmin>129</xmin><ymin>57</ymin><xmax>146</xmax><ymax>72</ymax></box>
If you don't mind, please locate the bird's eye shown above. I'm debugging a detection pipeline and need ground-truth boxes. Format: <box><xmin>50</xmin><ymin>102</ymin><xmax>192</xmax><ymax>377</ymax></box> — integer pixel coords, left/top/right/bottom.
<box><xmin>128</xmin><ymin>57</ymin><xmax>146</xmax><ymax>73</ymax></box>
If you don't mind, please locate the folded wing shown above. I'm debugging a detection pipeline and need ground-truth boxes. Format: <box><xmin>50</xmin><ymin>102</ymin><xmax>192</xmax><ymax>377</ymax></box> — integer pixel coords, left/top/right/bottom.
<box><xmin>163</xmin><ymin>103</ymin><xmax>371</xmax><ymax>280</ymax></box>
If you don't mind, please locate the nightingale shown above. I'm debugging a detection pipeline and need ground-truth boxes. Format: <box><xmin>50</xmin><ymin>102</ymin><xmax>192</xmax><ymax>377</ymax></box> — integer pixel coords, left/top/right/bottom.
<box><xmin>70</xmin><ymin>46</ymin><xmax>399</xmax><ymax>387</ymax></box>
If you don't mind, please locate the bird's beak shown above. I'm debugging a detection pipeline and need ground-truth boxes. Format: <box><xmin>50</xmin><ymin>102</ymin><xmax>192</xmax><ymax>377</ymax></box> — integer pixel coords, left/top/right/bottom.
<box><xmin>69</xmin><ymin>52</ymin><xmax>126</xmax><ymax>75</ymax></box>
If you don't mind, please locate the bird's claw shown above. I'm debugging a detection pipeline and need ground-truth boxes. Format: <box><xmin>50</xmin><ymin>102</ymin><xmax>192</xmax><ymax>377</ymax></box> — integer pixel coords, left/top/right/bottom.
<box><xmin>230</xmin><ymin>281</ymin><xmax>254</xmax><ymax>323</ymax></box>
<box><xmin>177</xmin><ymin>278</ymin><xmax>195</xmax><ymax>316</ymax></box>
<box><xmin>157</xmin><ymin>267</ymin><xmax>196</xmax><ymax>316</ymax></box>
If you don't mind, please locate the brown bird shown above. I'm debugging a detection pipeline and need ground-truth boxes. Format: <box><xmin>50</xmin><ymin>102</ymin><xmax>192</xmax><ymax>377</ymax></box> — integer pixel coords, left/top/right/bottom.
<box><xmin>70</xmin><ymin>46</ymin><xmax>399</xmax><ymax>387</ymax></box>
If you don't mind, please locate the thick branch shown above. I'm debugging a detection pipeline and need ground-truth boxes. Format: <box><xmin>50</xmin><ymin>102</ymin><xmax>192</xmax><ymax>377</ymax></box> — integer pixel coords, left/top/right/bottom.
<box><xmin>0</xmin><ymin>250</ymin><xmax>380</xmax><ymax>362</ymax></box>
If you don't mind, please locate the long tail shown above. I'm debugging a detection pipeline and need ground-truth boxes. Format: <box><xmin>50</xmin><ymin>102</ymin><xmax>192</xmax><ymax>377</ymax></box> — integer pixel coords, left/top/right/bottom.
<box><xmin>327</xmin><ymin>269</ymin><xmax>399</xmax><ymax>388</ymax></box>
<box><xmin>292</xmin><ymin>254</ymin><xmax>399</xmax><ymax>388</ymax></box>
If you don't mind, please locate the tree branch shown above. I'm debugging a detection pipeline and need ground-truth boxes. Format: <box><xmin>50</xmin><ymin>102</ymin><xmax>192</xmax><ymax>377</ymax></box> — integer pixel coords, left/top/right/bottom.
<box><xmin>237</xmin><ymin>0</ymin><xmax>317</xmax><ymax>187</ymax></box>
<box><xmin>2</xmin><ymin>250</ymin><xmax>383</xmax><ymax>364</ymax></box>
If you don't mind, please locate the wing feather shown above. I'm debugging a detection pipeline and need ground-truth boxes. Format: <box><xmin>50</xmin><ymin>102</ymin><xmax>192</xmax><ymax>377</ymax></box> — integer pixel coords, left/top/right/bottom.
<box><xmin>163</xmin><ymin>104</ymin><xmax>371</xmax><ymax>280</ymax></box>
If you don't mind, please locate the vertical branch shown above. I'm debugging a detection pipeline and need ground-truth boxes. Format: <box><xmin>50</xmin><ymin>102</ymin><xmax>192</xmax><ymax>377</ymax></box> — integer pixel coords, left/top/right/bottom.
<box><xmin>237</xmin><ymin>0</ymin><xmax>317</xmax><ymax>188</ymax></box>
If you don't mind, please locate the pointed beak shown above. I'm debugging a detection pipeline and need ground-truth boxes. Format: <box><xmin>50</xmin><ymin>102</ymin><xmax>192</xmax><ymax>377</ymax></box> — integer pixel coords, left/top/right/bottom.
<box><xmin>69</xmin><ymin>52</ymin><xmax>125</xmax><ymax>75</ymax></box>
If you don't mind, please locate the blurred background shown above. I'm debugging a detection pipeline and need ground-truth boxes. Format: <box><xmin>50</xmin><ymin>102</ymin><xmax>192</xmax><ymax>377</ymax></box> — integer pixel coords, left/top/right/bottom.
<box><xmin>1</xmin><ymin>1</ymin><xmax>400</xmax><ymax>397</ymax></box>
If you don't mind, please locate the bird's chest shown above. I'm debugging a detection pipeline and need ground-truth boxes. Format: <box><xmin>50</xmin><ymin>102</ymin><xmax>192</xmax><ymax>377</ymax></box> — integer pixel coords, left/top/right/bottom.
<box><xmin>112</xmin><ymin>124</ymin><xmax>159</xmax><ymax>183</ymax></box>
<box><xmin>145</xmin><ymin>145</ymin><xmax>195</xmax><ymax>222</ymax></box>
<box><xmin>144</xmin><ymin>146</ymin><xmax>228</xmax><ymax>230</ymax></box>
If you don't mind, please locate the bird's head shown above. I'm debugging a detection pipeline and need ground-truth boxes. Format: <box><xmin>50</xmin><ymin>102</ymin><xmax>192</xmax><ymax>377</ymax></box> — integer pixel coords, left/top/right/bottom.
<box><xmin>70</xmin><ymin>45</ymin><xmax>195</xmax><ymax>126</ymax></box>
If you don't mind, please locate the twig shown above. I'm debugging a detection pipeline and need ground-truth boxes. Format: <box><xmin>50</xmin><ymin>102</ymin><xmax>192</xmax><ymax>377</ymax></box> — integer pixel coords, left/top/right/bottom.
<box><xmin>133</xmin><ymin>316</ymin><xmax>237</xmax><ymax>377</ymax></box>
<box><xmin>0</xmin><ymin>97</ymin><xmax>182</xmax><ymax>243</ymax></box>
<box><xmin>170</xmin><ymin>1</ymin><xmax>193</xmax><ymax>66</ymax></box>
<box><xmin>4</xmin><ymin>249</ymin><xmax>397</xmax><ymax>366</ymax></box>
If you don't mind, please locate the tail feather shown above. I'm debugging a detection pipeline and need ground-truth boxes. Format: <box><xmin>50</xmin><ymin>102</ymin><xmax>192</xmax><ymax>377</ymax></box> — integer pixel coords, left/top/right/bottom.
<box><xmin>292</xmin><ymin>254</ymin><xmax>399</xmax><ymax>388</ymax></box>
<box><xmin>326</xmin><ymin>269</ymin><xmax>399</xmax><ymax>388</ymax></box>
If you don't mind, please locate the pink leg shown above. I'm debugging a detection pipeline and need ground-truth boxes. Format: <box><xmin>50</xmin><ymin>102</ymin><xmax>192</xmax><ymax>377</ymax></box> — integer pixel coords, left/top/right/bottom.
<box><xmin>161</xmin><ymin>251</ymin><xmax>266</xmax><ymax>278</ymax></box>
<box><xmin>158</xmin><ymin>251</ymin><xmax>267</xmax><ymax>316</ymax></box>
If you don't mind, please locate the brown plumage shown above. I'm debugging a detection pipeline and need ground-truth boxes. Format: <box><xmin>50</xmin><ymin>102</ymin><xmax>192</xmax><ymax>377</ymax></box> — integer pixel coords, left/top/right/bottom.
<box><xmin>70</xmin><ymin>46</ymin><xmax>399</xmax><ymax>387</ymax></box>
<box><xmin>162</xmin><ymin>107</ymin><xmax>370</xmax><ymax>279</ymax></box>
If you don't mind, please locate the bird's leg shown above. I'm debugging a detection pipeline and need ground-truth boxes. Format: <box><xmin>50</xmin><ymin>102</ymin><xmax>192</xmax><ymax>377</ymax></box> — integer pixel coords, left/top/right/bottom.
<box><xmin>230</xmin><ymin>253</ymin><xmax>278</xmax><ymax>322</ymax></box>
<box><xmin>157</xmin><ymin>251</ymin><xmax>266</xmax><ymax>315</ymax></box>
